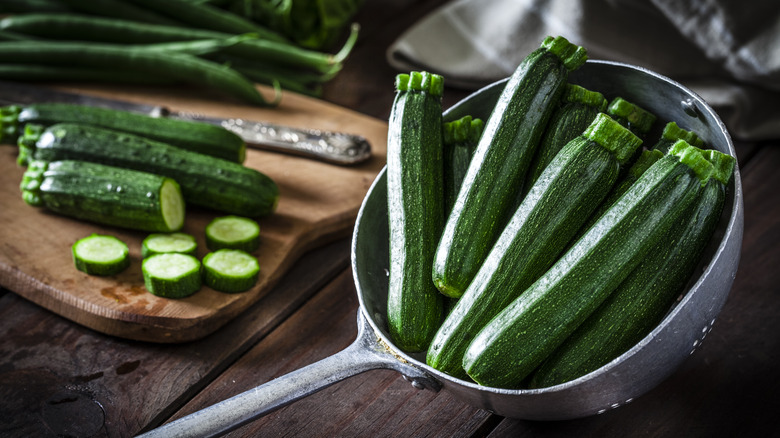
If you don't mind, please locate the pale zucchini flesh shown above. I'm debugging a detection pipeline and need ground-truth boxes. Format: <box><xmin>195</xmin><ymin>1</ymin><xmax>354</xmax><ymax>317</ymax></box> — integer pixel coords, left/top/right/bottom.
<box><xmin>72</xmin><ymin>234</ymin><xmax>130</xmax><ymax>276</ymax></box>
<box><xmin>205</xmin><ymin>215</ymin><xmax>260</xmax><ymax>252</ymax></box>
<box><xmin>142</xmin><ymin>253</ymin><xmax>202</xmax><ymax>298</ymax></box>
<box><xmin>202</xmin><ymin>249</ymin><xmax>260</xmax><ymax>293</ymax></box>
<box><xmin>142</xmin><ymin>232</ymin><xmax>197</xmax><ymax>258</ymax></box>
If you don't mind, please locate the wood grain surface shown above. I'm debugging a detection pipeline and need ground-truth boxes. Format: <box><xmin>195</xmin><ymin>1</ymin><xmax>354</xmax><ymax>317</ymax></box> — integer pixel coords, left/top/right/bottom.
<box><xmin>0</xmin><ymin>82</ymin><xmax>387</xmax><ymax>343</ymax></box>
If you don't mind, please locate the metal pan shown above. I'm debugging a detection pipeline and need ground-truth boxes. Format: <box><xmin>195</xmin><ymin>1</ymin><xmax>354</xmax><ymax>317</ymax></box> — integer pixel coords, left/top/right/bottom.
<box><xmin>139</xmin><ymin>60</ymin><xmax>744</xmax><ymax>437</ymax></box>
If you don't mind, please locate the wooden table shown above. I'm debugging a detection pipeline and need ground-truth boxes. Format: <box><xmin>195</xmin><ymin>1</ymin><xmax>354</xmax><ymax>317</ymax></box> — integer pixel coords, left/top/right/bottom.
<box><xmin>2</xmin><ymin>1</ymin><xmax>779</xmax><ymax>436</ymax></box>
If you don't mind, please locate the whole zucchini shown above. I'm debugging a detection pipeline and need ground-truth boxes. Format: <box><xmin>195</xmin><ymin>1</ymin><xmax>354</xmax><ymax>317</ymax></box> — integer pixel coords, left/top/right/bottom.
<box><xmin>578</xmin><ymin>121</ymin><xmax>705</xmax><ymax>235</ymax></box>
<box><xmin>606</xmin><ymin>97</ymin><xmax>656</xmax><ymax>139</ymax></box>
<box><xmin>2</xmin><ymin>102</ymin><xmax>247</xmax><ymax>163</ymax></box>
<box><xmin>442</xmin><ymin>115</ymin><xmax>484</xmax><ymax>215</ymax></box>
<box><xmin>528</xmin><ymin>144</ymin><xmax>735</xmax><ymax>388</ymax></box>
<box><xmin>433</xmin><ymin>35</ymin><xmax>587</xmax><ymax>299</ymax></box>
<box><xmin>462</xmin><ymin>141</ymin><xmax>716</xmax><ymax>388</ymax></box>
<box><xmin>524</xmin><ymin>83</ymin><xmax>607</xmax><ymax>189</ymax></box>
<box><xmin>386</xmin><ymin>71</ymin><xmax>446</xmax><ymax>352</ymax></box>
<box><xmin>652</xmin><ymin>121</ymin><xmax>704</xmax><ymax>154</ymax></box>
<box><xmin>21</xmin><ymin>123</ymin><xmax>278</xmax><ymax>217</ymax></box>
<box><xmin>426</xmin><ymin>113</ymin><xmax>641</xmax><ymax>378</ymax></box>
<box><xmin>21</xmin><ymin>159</ymin><xmax>185</xmax><ymax>232</ymax></box>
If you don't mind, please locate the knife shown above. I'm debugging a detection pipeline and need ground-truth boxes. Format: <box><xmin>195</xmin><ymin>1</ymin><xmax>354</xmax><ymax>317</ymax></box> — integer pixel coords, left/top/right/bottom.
<box><xmin>0</xmin><ymin>80</ymin><xmax>372</xmax><ymax>165</ymax></box>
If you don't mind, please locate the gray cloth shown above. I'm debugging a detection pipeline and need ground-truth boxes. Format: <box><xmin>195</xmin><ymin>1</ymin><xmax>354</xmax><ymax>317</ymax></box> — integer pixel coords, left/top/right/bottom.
<box><xmin>387</xmin><ymin>0</ymin><xmax>780</xmax><ymax>141</ymax></box>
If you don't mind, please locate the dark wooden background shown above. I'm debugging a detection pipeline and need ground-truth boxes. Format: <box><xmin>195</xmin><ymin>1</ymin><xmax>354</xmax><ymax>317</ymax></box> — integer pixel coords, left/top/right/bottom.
<box><xmin>1</xmin><ymin>0</ymin><xmax>779</xmax><ymax>437</ymax></box>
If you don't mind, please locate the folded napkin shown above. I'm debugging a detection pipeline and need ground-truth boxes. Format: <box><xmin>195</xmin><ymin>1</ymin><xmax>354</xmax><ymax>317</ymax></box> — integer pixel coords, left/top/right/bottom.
<box><xmin>387</xmin><ymin>0</ymin><xmax>780</xmax><ymax>141</ymax></box>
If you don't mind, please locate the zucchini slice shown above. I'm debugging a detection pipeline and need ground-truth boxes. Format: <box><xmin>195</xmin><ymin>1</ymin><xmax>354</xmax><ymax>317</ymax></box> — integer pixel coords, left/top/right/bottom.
<box><xmin>72</xmin><ymin>234</ymin><xmax>130</xmax><ymax>276</ymax></box>
<box><xmin>142</xmin><ymin>253</ymin><xmax>202</xmax><ymax>298</ymax></box>
<box><xmin>205</xmin><ymin>215</ymin><xmax>260</xmax><ymax>252</ymax></box>
<box><xmin>202</xmin><ymin>249</ymin><xmax>260</xmax><ymax>293</ymax></box>
<box><xmin>142</xmin><ymin>232</ymin><xmax>198</xmax><ymax>258</ymax></box>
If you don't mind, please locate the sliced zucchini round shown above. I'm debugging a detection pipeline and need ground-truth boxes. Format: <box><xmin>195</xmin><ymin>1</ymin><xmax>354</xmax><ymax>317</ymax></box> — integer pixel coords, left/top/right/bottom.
<box><xmin>205</xmin><ymin>215</ymin><xmax>260</xmax><ymax>252</ymax></box>
<box><xmin>142</xmin><ymin>232</ymin><xmax>198</xmax><ymax>258</ymax></box>
<box><xmin>142</xmin><ymin>253</ymin><xmax>202</xmax><ymax>298</ymax></box>
<box><xmin>72</xmin><ymin>233</ymin><xmax>130</xmax><ymax>276</ymax></box>
<box><xmin>202</xmin><ymin>249</ymin><xmax>260</xmax><ymax>293</ymax></box>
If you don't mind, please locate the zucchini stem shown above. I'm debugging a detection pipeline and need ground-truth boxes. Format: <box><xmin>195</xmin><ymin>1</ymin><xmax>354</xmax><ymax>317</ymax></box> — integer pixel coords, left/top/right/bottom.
<box><xmin>669</xmin><ymin>140</ymin><xmax>716</xmax><ymax>184</ymax></box>
<box><xmin>540</xmin><ymin>35</ymin><xmax>588</xmax><ymax>71</ymax></box>
<box><xmin>583</xmin><ymin>113</ymin><xmax>643</xmax><ymax>164</ymax></box>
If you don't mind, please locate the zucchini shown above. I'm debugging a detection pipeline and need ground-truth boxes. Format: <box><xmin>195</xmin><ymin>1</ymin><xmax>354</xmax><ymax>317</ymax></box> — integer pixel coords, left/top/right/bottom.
<box><xmin>578</xmin><ymin>122</ymin><xmax>705</xmax><ymax>235</ymax></box>
<box><xmin>606</xmin><ymin>97</ymin><xmax>656</xmax><ymax>139</ymax></box>
<box><xmin>442</xmin><ymin>115</ymin><xmax>484</xmax><ymax>215</ymax></box>
<box><xmin>386</xmin><ymin>71</ymin><xmax>446</xmax><ymax>352</ymax></box>
<box><xmin>205</xmin><ymin>215</ymin><xmax>260</xmax><ymax>252</ymax></box>
<box><xmin>524</xmin><ymin>83</ymin><xmax>607</xmax><ymax>189</ymax></box>
<box><xmin>202</xmin><ymin>249</ymin><xmax>260</xmax><ymax>293</ymax></box>
<box><xmin>21</xmin><ymin>159</ymin><xmax>185</xmax><ymax>232</ymax></box>
<box><xmin>142</xmin><ymin>253</ymin><xmax>202</xmax><ymax>298</ymax></box>
<box><xmin>433</xmin><ymin>36</ymin><xmax>587</xmax><ymax>299</ymax></box>
<box><xmin>72</xmin><ymin>233</ymin><xmax>130</xmax><ymax>276</ymax></box>
<box><xmin>652</xmin><ymin>121</ymin><xmax>704</xmax><ymax>154</ymax></box>
<box><xmin>462</xmin><ymin>141</ymin><xmax>716</xmax><ymax>389</ymax></box>
<box><xmin>528</xmin><ymin>145</ymin><xmax>735</xmax><ymax>388</ymax></box>
<box><xmin>142</xmin><ymin>232</ymin><xmax>198</xmax><ymax>258</ymax></box>
<box><xmin>426</xmin><ymin>113</ymin><xmax>641</xmax><ymax>378</ymax></box>
<box><xmin>1</xmin><ymin>102</ymin><xmax>247</xmax><ymax>163</ymax></box>
<box><xmin>21</xmin><ymin>123</ymin><xmax>279</xmax><ymax>217</ymax></box>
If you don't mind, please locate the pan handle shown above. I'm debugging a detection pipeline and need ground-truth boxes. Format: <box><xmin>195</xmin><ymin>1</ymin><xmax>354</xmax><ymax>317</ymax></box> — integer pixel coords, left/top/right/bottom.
<box><xmin>137</xmin><ymin>311</ymin><xmax>440</xmax><ymax>438</ymax></box>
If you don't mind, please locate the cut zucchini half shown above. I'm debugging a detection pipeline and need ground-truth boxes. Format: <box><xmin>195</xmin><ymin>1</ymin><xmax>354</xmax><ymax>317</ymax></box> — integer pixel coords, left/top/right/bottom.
<box><xmin>205</xmin><ymin>215</ymin><xmax>260</xmax><ymax>252</ymax></box>
<box><xmin>142</xmin><ymin>232</ymin><xmax>198</xmax><ymax>258</ymax></box>
<box><xmin>72</xmin><ymin>234</ymin><xmax>130</xmax><ymax>276</ymax></box>
<box><xmin>142</xmin><ymin>253</ymin><xmax>202</xmax><ymax>298</ymax></box>
<box><xmin>202</xmin><ymin>249</ymin><xmax>260</xmax><ymax>293</ymax></box>
<box><xmin>161</xmin><ymin>179</ymin><xmax>186</xmax><ymax>232</ymax></box>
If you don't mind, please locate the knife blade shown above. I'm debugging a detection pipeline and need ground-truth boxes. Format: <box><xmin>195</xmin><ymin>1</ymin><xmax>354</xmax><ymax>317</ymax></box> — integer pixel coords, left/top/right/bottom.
<box><xmin>0</xmin><ymin>80</ymin><xmax>372</xmax><ymax>165</ymax></box>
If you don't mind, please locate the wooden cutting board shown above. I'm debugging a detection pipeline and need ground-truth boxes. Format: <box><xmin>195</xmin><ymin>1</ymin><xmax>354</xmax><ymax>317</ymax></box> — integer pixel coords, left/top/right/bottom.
<box><xmin>0</xmin><ymin>83</ymin><xmax>387</xmax><ymax>343</ymax></box>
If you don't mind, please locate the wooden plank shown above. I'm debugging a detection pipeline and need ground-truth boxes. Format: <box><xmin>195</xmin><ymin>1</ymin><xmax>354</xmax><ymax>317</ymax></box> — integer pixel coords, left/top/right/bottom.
<box><xmin>0</xmin><ymin>82</ymin><xmax>387</xmax><ymax>343</ymax></box>
<box><xmin>489</xmin><ymin>145</ymin><xmax>780</xmax><ymax>437</ymax></box>
<box><xmin>0</xmin><ymin>238</ymin><xmax>350</xmax><ymax>438</ymax></box>
<box><xmin>164</xmin><ymin>269</ymin><xmax>492</xmax><ymax>437</ymax></box>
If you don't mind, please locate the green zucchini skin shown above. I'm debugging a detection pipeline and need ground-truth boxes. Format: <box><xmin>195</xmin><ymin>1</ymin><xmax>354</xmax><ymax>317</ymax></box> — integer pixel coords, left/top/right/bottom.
<box><xmin>142</xmin><ymin>253</ymin><xmax>203</xmax><ymax>298</ymax></box>
<box><xmin>24</xmin><ymin>123</ymin><xmax>278</xmax><ymax>217</ymax></box>
<box><xmin>524</xmin><ymin>83</ymin><xmax>607</xmax><ymax>190</ymax></box>
<box><xmin>433</xmin><ymin>36</ymin><xmax>587</xmax><ymax>299</ymax></box>
<box><xmin>577</xmin><ymin>122</ymin><xmax>704</xmax><ymax>237</ymax></box>
<box><xmin>442</xmin><ymin>115</ymin><xmax>483</xmax><ymax>216</ymax></box>
<box><xmin>427</xmin><ymin>129</ymin><xmax>631</xmax><ymax>378</ymax></box>
<box><xmin>427</xmin><ymin>114</ymin><xmax>640</xmax><ymax>378</ymax></box>
<box><xmin>72</xmin><ymin>233</ymin><xmax>131</xmax><ymax>276</ymax></box>
<box><xmin>3</xmin><ymin>102</ymin><xmax>247</xmax><ymax>163</ymax></box>
<box><xmin>386</xmin><ymin>71</ymin><xmax>446</xmax><ymax>352</ymax></box>
<box><xmin>462</xmin><ymin>148</ymin><xmax>712</xmax><ymax>389</ymax></box>
<box><xmin>21</xmin><ymin>159</ymin><xmax>185</xmax><ymax>232</ymax></box>
<box><xmin>528</xmin><ymin>176</ymin><xmax>726</xmax><ymax>388</ymax></box>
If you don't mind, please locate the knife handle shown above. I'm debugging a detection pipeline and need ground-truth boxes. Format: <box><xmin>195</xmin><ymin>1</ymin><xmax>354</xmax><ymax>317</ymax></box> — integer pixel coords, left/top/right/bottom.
<box><xmin>220</xmin><ymin>118</ymin><xmax>372</xmax><ymax>165</ymax></box>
